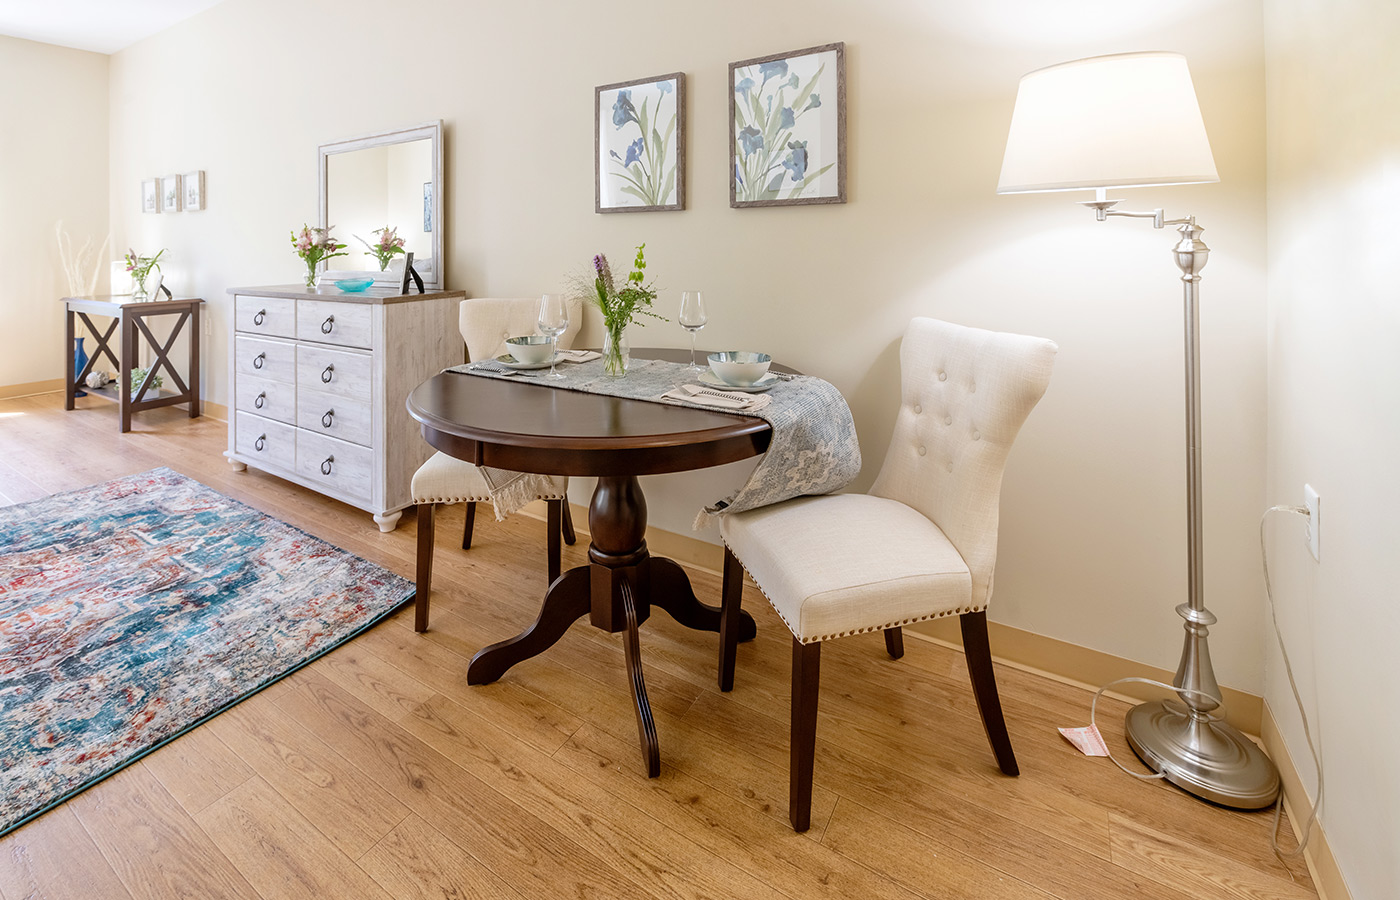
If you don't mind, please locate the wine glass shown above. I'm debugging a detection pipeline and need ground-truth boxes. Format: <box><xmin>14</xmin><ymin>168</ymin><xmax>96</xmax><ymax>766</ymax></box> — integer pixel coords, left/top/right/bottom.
<box><xmin>538</xmin><ymin>293</ymin><xmax>569</xmax><ymax>380</ymax></box>
<box><xmin>679</xmin><ymin>291</ymin><xmax>708</xmax><ymax>373</ymax></box>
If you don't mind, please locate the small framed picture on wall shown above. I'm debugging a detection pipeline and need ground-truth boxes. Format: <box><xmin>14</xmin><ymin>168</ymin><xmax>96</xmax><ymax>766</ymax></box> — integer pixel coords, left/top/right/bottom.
<box><xmin>141</xmin><ymin>179</ymin><xmax>160</xmax><ymax>214</ymax></box>
<box><xmin>182</xmin><ymin>170</ymin><xmax>205</xmax><ymax>211</ymax></box>
<box><xmin>595</xmin><ymin>72</ymin><xmax>686</xmax><ymax>213</ymax></box>
<box><xmin>161</xmin><ymin>174</ymin><xmax>182</xmax><ymax>213</ymax></box>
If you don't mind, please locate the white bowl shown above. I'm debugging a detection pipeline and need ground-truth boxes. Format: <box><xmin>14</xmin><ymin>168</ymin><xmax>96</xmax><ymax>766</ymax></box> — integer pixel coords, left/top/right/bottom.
<box><xmin>707</xmin><ymin>351</ymin><xmax>772</xmax><ymax>387</ymax></box>
<box><xmin>506</xmin><ymin>335</ymin><xmax>554</xmax><ymax>365</ymax></box>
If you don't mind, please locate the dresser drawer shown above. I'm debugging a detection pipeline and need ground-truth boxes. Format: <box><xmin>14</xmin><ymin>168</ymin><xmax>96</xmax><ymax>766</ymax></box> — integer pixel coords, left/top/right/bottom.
<box><xmin>297</xmin><ymin>344</ymin><xmax>372</xmax><ymax>399</ymax></box>
<box><xmin>235</xmin><ymin>412</ymin><xmax>296</xmax><ymax>470</ymax></box>
<box><xmin>297</xmin><ymin>388</ymin><xmax>372</xmax><ymax>448</ymax></box>
<box><xmin>296</xmin><ymin>430</ymin><xmax>372</xmax><ymax>502</ymax></box>
<box><xmin>235</xmin><ymin>296</ymin><xmax>296</xmax><ymax>338</ymax></box>
<box><xmin>235</xmin><ymin>375</ymin><xmax>296</xmax><ymax>425</ymax></box>
<box><xmin>236</xmin><ymin>336</ymin><xmax>296</xmax><ymax>384</ymax></box>
<box><xmin>297</xmin><ymin>300</ymin><xmax>373</xmax><ymax>349</ymax></box>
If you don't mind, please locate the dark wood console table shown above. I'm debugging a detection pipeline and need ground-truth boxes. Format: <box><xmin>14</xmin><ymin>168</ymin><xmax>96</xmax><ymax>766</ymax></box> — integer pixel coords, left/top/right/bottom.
<box><xmin>406</xmin><ymin>349</ymin><xmax>792</xmax><ymax>776</ymax></box>
<box><xmin>63</xmin><ymin>295</ymin><xmax>203</xmax><ymax>433</ymax></box>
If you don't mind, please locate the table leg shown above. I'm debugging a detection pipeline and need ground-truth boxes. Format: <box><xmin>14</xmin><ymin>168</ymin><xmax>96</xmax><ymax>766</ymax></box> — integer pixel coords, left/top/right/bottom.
<box><xmin>620</xmin><ymin>577</ymin><xmax>660</xmax><ymax>777</ymax></box>
<box><xmin>64</xmin><ymin>307</ymin><xmax>76</xmax><ymax>410</ymax></box>
<box><xmin>189</xmin><ymin>303</ymin><xmax>201</xmax><ymax>418</ymax></box>
<box><xmin>119</xmin><ymin>312</ymin><xmax>134</xmax><ymax>433</ymax></box>
<box><xmin>650</xmin><ymin>557</ymin><xmax>757</xmax><ymax>641</ymax></box>
<box><xmin>466</xmin><ymin>566</ymin><xmax>591</xmax><ymax>685</ymax></box>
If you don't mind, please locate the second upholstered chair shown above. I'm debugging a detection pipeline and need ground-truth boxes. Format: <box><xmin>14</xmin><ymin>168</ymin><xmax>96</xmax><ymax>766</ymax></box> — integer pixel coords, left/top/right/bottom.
<box><xmin>412</xmin><ymin>296</ymin><xmax>583</xmax><ymax>632</ymax></box>
<box><xmin>717</xmin><ymin>316</ymin><xmax>1057</xmax><ymax>831</ymax></box>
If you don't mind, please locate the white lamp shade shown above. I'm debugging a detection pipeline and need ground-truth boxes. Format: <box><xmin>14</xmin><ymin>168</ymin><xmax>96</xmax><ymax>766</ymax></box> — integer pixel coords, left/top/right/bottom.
<box><xmin>997</xmin><ymin>51</ymin><xmax>1218</xmax><ymax>194</ymax></box>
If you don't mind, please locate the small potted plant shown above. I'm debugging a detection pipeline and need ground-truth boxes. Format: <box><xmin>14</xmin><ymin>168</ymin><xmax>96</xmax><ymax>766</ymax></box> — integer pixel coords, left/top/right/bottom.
<box><xmin>356</xmin><ymin>226</ymin><xmax>407</xmax><ymax>271</ymax></box>
<box><xmin>290</xmin><ymin>225</ymin><xmax>348</xmax><ymax>288</ymax></box>
<box><xmin>124</xmin><ymin>248</ymin><xmax>165</xmax><ymax>300</ymax></box>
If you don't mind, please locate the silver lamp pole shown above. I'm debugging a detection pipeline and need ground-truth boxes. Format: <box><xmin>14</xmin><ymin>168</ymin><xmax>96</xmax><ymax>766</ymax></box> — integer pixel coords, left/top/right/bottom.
<box><xmin>1085</xmin><ymin>193</ymin><xmax>1280</xmax><ymax>808</ymax></box>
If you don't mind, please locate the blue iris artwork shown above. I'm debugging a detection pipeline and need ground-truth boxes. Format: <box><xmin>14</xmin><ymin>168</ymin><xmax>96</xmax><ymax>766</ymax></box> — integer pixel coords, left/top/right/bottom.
<box><xmin>731</xmin><ymin>47</ymin><xmax>840</xmax><ymax>203</ymax></box>
<box><xmin>601</xmin><ymin>76</ymin><xmax>681</xmax><ymax>209</ymax></box>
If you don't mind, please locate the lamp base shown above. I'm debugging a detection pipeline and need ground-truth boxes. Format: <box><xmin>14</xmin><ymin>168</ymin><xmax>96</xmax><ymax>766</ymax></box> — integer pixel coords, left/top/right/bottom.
<box><xmin>1125</xmin><ymin>699</ymin><xmax>1280</xmax><ymax>809</ymax></box>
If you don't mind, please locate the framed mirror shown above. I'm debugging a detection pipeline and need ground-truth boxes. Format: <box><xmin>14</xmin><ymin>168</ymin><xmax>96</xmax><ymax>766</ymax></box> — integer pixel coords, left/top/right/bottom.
<box><xmin>318</xmin><ymin>120</ymin><xmax>444</xmax><ymax>291</ymax></box>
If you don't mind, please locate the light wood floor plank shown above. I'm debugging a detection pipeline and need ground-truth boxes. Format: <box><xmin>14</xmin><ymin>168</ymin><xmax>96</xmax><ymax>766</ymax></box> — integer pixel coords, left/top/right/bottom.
<box><xmin>0</xmin><ymin>805</ymin><xmax>135</xmax><ymax>900</ymax></box>
<box><xmin>357</xmin><ymin>813</ymin><xmax>525</xmax><ymax>900</ymax></box>
<box><xmin>204</xmin><ymin>695</ymin><xmax>412</xmax><ymax>860</ymax></box>
<box><xmin>68</xmin><ymin>763</ymin><xmax>260</xmax><ymax>899</ymax></box>
<box><xmin>142</xmin><ymin>722</ymin><xmax>255</xmax><ymax>815</ymax></box>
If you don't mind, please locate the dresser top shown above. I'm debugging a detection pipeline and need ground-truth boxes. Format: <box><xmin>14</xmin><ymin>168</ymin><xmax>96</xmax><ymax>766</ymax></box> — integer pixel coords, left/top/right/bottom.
<box><xmin>228</xmin><ymin>285</ymin><xmax>466</xmax><ymax>304</ymax></box>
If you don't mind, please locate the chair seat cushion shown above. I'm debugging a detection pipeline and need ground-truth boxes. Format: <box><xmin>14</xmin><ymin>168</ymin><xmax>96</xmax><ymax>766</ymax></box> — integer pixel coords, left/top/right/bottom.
<box><xmin>410</xmin><ymin>452</ymin><xmax>567</xmax><ymax>504</ymax></box>
<box><xmin>720</xmin><ymin>493</ymin><xmax>973</xmax><ymax>643</ymax></box>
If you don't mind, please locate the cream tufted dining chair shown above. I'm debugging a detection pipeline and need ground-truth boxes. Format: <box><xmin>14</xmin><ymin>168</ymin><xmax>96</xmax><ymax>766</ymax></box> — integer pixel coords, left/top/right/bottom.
<box><xmin>411</xmin><ymin>296</ymin><xmax>584</xmax><ymax>632</ymax></box>
<box><xmin>717</xmin><ymin>317</ymin><xmax>1057</xmax><ymax>831</ymax></box>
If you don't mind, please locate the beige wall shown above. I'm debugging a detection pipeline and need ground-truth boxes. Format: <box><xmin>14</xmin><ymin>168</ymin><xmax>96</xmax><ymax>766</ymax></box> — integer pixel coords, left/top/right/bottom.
<box><xmin>1264</xmin><ymin>1</ymin><xmax>1400</xmax><ymax>896</ymax></box>
<box><xmin>106</xmin><ymin>0</ymin><xmax>1270</xmax><ymax>693</ymax></box>
<box><xmin>0</xmin><ymin>36</ymin><xmax>108</xmax><ymax>388</ymax></box>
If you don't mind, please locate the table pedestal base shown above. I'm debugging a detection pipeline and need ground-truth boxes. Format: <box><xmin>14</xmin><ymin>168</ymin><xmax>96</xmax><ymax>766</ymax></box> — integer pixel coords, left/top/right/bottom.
<box><xmin>465</xmin><ymin>475</ymin><xmax>756</xmax><ymax>776</ymax></box>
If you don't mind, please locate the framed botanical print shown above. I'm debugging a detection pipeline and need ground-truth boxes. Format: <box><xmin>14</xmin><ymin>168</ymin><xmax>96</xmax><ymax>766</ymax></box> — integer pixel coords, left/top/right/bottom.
<box><xmin>596</xmin><ymin>72</ymin><xmax>686</xmax><ymax>213</ymax></box>
<box><xmin>141</xmin><ymin>179</ymin><xmax>160</xmax><ymax>214</ymax></box>
<box><xmin>729</xmin><ymin>42</ymin><xmax>846</xmax><ymax>208</ymax></box>
<box><xmin>182</xmin><ymin>170</ymin><xmax>205</xmax><ymax>210</ymax></box>
<box><xmin>160</xmin><ymin>174</ymin><xmax>182</xmax><ymax>213</ymax></box>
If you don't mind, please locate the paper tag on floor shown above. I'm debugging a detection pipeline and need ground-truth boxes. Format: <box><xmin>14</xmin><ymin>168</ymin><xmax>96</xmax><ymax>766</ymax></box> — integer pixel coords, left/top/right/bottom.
<box><xmin>1058</xmin><ymin>724</ymin><xmax>1110</xmax><ymax>757</ymax></box>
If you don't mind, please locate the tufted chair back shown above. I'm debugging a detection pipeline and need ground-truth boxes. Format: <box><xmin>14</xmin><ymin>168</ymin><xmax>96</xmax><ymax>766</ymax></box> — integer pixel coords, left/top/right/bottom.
<box><xmin>459</xmin><ymin>297</ymin><xmax>583</xmax><ymax>362</ymax></box>
<box><xmin>869</xmin><ymin>317</ymin><xmax>1056</xmax><ymax>609</ymax></box>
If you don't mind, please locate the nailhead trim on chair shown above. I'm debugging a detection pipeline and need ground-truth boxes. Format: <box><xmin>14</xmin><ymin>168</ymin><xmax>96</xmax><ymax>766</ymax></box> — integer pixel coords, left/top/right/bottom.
<box><xmin>412</xmin><ymin>491</ymin><xmax>567</xmax><ymax>504</ymax></box>
<box><xmin>722</xmin><ymin>539</ymin><xmax>987</xmax><ymax>644</ymax></box>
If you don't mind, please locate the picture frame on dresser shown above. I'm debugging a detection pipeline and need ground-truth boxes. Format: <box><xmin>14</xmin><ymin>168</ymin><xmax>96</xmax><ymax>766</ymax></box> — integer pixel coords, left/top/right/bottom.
<box><xmin>223</xmin><ymin>284</ymin><xmax>466</xmax><ymax>531</ymax></box>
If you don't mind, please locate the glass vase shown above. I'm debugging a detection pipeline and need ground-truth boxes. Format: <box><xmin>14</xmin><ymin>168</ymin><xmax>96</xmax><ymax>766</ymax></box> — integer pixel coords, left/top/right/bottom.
<box><xmin>304</xmin><ymin>261</ymin><xmax>319</xmax><ymax>289</ymax></box>
<box><xmin>602</xmin><ymin>324</ymin><xmax>630</xmax><ymax>378</ymax></box>
<box><xmin>131</xmin><ymin>273</ymin><xmax>150</xmax><ymax>301</ymax></box>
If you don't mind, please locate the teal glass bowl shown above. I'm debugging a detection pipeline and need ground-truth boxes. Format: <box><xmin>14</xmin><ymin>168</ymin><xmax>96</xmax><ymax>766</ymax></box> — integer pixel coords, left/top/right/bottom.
<box><xmin>334</xmin><ymin>278</ymin><xmax>375</xmax><ymax>293</ymax></box>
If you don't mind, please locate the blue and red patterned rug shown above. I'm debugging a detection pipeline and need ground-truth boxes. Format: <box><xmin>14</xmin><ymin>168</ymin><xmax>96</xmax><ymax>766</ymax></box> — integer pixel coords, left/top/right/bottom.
<box><xmin>0</xmin><ymin>467</ymin><xmax>413</xmax><ymax>836</ymax></box>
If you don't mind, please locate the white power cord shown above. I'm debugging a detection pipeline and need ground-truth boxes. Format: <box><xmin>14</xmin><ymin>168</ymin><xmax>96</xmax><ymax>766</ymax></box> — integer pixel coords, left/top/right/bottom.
<box><xmin>1082</xmin><ymin>503</ymin><xmax>1322</xmax><ymax>873</ymax></box>
<box><xmin>1260</xmin><ymin>504</ymin><xmax>1323</xmax><ymax>861</ymax></box>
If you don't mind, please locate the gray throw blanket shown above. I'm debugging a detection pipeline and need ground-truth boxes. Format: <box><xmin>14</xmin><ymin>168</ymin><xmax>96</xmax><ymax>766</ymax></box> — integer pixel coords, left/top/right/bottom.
<box><xmin>446</xmin><ymin>356</ymin><xmax>862</xmax><ymax>527</ymax></box>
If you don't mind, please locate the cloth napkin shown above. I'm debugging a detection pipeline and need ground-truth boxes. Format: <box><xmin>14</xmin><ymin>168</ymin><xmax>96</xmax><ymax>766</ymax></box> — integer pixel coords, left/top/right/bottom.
<box><xmin>660</xmin><ymin>384</ymin><xmax>773</xmax><ymax>411</ymax></box>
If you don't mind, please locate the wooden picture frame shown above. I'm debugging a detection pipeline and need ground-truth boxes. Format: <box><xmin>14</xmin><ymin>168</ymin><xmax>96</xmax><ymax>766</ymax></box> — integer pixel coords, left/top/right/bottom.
<box><xmin>160</xmin><ymin>174</ymin><xmax>182</xmax><ymax>213</ymax></box>
<box><xmin>141</xmin><ymin>179</ymin><xmax>160</xmax><ymax>214</ymax></box>
<box><xmin>729</xmin><ymin>42</ymin><xmax>846</xmax><ymax>208</ymax></box>
<box><xmin>596</xmin><ymin>72</ymin><xmax>686</xmax><ymax>213</ymax></box>
<box><xmin>182</xmin><ymin>170</ymin><xmax>205</xmax><ymax>211</ymax></box>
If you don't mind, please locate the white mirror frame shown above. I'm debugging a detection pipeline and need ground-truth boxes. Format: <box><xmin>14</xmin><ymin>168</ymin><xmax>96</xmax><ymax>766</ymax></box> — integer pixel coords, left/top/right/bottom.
<box><xmin>318</xmin><ymin>120</ymin><xmax>445</xmax><ymax>292</ymax></box>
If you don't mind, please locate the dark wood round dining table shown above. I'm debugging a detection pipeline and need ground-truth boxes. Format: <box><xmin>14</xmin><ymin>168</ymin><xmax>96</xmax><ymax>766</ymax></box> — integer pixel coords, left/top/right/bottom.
<box><xmin>405</xmin><ymin>349</ymin><xmax>791</xmax><ymax>776</ymax></box>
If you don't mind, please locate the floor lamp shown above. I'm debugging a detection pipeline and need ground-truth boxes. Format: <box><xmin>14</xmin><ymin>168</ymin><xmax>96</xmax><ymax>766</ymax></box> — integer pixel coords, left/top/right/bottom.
<box><xmin>996</xmin><ymin>51</ymin><xmax>1279</xmax><ymax>808</ymax></box>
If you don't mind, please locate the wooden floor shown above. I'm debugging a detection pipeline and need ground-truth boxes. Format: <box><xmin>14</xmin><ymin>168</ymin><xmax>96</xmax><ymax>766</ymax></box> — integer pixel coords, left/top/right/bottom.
<box><xmin>0</xmin><ymin>392</ymin><xmax>1317</xmax><ymax>900</ymax></box>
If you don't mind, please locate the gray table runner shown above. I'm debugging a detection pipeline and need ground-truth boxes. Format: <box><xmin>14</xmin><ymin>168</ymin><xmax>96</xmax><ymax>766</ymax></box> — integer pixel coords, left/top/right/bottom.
<box><xmin>445</xmin><ymin>357</ymin><xmax>862</xmax><ymax>527</ymax></box>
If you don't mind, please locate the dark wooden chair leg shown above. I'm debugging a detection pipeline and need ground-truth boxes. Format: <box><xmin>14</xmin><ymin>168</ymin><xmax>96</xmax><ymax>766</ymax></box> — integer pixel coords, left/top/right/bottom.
<box><xmin>884</xmin><ymin>626</ymin><xmax>905</xmax><ymax>659</ymax></box>
<box><xmin>461</xmin><ymin>501</ymin><xmax>477</xmax><ymax>550</ymax></box>
<box><xmin>790</xmin><ymin>637</ymin><xmax>822</xmax><ymax>832</ymax></box>
<box><xmin>415</xmin><ymin>503</ymin><xmax>435</xmax><ymax>633</ymax></box>
<box><xmin>718</xmin><ymin>546</ymin><xmax>744</xmax><ymax>691</ymax></box>
<box><xmin>561</xmin><ymin>500</ymin><xmax>577</xmax><ymax>546</ymax></box>
<box><xmin>960</xmin><ymin>611</ymin><xmax>1018</xmax><ymax>776</ymax></box>
<box><xmin>546</xmin><ymin>499</ymin><xmax>562</xmax><ymax>584</ymax></box>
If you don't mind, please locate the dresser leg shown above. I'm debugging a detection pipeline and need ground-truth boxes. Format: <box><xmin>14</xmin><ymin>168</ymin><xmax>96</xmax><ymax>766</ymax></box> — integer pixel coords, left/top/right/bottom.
<box><xmin>373</xmin><ymin>510</ymin><xmax>403</xmax><ymax>533</ymax></box>
<box><xmin>223</xmin><ymin>452</ymin><xmax>246</xmax><ymax>472</ymax></box>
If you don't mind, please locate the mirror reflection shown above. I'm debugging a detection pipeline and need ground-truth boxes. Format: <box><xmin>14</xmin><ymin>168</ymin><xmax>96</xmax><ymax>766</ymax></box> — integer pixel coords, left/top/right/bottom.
<box><xmin>326</xmin><ymin>138</ymin><xmax>433</xmax><ymax>276</ymax></box>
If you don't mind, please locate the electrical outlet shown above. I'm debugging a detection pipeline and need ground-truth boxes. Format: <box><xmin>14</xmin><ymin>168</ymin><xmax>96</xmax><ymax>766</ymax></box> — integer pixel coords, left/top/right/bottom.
<box><xmin>1304</xmin><ymin>484</ymin><xmax>1320</xmax><ymax>561</ymax></box>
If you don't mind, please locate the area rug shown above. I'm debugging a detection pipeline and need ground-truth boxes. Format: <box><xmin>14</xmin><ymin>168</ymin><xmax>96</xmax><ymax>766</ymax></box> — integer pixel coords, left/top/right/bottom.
<box><xmin>0</xmin><ymin>467</ymin><xmax>413</xmax><ymax>837</ymax></box>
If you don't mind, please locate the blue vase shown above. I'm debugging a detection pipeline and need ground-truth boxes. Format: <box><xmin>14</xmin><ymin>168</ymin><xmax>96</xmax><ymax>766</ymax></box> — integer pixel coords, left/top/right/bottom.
<box><xmin>73</xmin><ymin>337</ymin><xmax>88</xmax><ymax>397</ymax></box>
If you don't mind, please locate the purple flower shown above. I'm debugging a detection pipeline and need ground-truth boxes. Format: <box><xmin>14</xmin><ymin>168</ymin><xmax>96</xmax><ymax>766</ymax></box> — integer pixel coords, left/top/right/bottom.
<box><xmin>622</xmin><ymin>136</ymin><xmax>645</xmax><ymax>168</ymax></box>
<box><xmin>612</xmin><ymin>90</ymin><xmax>639</xmax><ymax>129</ymax></box>
<box><xmin>738</xmin><ymin>126</ymin><xmax>764</xmax><ymax>157</ymax></box>
<box><xmin>759</xmin><ymin>60</ymin><xmax>789</xmax><ymax>86</ymax></box>
<box><xmin>782</xmin><ymin>140</ymin><xmax>808</xmax><ymax>183</ymax></box>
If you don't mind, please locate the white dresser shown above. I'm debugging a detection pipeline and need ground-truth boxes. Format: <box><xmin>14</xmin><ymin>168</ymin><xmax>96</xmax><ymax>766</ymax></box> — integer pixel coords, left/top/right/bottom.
<box><xmin>224</xmin><ymin>285</ymin><xmax>465</xmax><ymax>531</ymax></box>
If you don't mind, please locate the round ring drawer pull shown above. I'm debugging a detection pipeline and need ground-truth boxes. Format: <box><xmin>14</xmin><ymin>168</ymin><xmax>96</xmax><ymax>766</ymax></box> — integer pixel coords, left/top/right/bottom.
<box><xmin>321</xmin><ymin>364</ymin><xmax>334</xmax><ymax>383</ymax></box>
<box><xmin>254</xmin><ymin>434</ymin><xmax>266</xmax><ymax>452</ymax></box>
<box><xmin>253</xmin><ymin>352</ymin><xmax>265</xmax><ymax>370</ymax></box>
<box><xmin>321</xmin><ymin>409</ymin><xmax>335</xmax><ymax>428</ymax></box>
<box><xmin>253</xmin><ymin>309</ymin><xmax>266</xmax><ymax>326</ymax></box>
<box><xmin>321</xmin><ymin>315</ymin><xmax>335</xmax><ymax>334</ymax></box>
<box><xmin>320</xmin><ymin>456</ymin><xmax>334</xmax><ymax>475</ymax></box>
<box><xmin>254</xmin><ymin>392</ymin><xmax>266</xmax><ymax>409</ymax></box>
